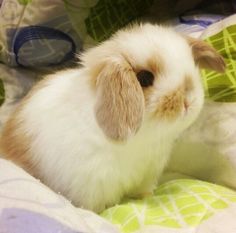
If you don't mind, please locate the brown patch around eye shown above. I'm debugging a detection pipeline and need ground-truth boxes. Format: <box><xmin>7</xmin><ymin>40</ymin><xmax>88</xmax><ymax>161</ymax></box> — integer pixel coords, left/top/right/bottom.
<box><xmin>147</xmin><ymin>59</ymin><xmax>158</xmax><ymax>74</ymax></box>
<box><xmin>134</xmin><ymin>56</ymin><xmax>164</xmax><ymax>75</ymax></box>
<box><xmin>147</xmin><ymin>56</ymin><xmax>164</xmax><ymax>75</ymax></box>
<box><xmin>154</xmin><ymin>87</ymin><xmax>184</xmax><ymax>120</ymax></box>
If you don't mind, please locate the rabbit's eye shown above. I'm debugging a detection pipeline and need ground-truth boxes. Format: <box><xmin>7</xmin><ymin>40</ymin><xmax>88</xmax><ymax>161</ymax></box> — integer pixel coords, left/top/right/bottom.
<box><xmin>136</xmin><ymin>70</ymin><xmax>154</xmax><ymax>87</ymax></box>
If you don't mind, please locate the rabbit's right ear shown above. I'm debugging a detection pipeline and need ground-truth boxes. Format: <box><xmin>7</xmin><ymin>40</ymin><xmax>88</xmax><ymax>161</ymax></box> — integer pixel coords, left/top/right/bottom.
<box><xmin>94</xmin><ymin>58</ymin><xmax>145</xmax><ymax>141</ymax></box>
<box><xmin>186</xmin><ymin>36</ymin><xmax>226</xmax><ymax>72</ymax></box>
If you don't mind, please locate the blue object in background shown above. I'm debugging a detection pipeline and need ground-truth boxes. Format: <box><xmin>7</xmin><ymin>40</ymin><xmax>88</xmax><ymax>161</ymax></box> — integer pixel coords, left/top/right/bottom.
<box><xmin>179</xmin><ymin>13</ymin><xmax>225</xmax><ymax>28</ymax></box>
<box><xmin>13</xmin><ymin>26</ymin><xmax>77</xmax><ymax>67</ymax></box>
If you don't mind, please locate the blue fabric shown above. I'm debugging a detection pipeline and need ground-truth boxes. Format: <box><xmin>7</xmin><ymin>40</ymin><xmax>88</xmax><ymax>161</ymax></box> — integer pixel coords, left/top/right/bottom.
<box><xmin>0</xmin><ymin>208</ymin><xmax>82</xmax><ymax>233</ymax></box>
<box><xmin>13</xmin><ymin>26</ymin><xmax>76</xmax><ymax>67</ymax></box>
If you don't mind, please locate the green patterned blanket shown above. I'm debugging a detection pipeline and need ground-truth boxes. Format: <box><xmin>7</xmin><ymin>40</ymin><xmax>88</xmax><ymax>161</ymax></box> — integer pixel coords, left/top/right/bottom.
<box><xmin>102</xmin><ymin>179</ymin><xmax>236</xmax><ymax>232</ymax></box>
<box><xmin>202</xmin><ymin>23</ymin><xmax>236</xmax><ymax>102</ymax></box>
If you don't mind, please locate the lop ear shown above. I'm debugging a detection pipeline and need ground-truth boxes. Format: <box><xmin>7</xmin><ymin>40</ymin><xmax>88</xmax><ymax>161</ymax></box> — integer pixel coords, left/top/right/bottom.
<box><xmin>95</xmin><ymin>58</ymin><xmax>145</xmax><ymax>141</ymax></box>
<box><xmin>187</xmin><ymin>36</ymin><xmax>226</xmax><ymax>73</ymax></box>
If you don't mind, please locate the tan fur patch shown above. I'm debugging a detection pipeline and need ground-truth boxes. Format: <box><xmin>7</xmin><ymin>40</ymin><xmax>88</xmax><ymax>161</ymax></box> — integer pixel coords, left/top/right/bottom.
<box><xmin>147</xmin><ymin>57</ymin><xmax>163</xmax><ymax>75</ymax></box>
<box><xmin>155</xmin><ymin>87</ymin><xmax>184</xmax><ymax>120</ymax></box>
<box><xmin>0</xmin><ymin>72</ymin><xmax>59</xmax><ymax>174</ymax></box>
<box><xmin>184</xmin><ymin>75</ymin><xmax>194</xmax><ymax>93</ymax></box>
<box><xmin>132</xmin><ymin>55</ymin><xmax>164</xmax><ymax>78</ymax></box>
<box><xmin>0</xmin><ymin>112</ymin><xmax>36</xmax><ymax>174</ymax></box>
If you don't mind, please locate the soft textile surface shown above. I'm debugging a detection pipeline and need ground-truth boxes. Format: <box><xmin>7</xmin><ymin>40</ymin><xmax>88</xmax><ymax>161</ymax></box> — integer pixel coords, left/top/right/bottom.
<box><xmin>101</xmin><ymin>179</ymin><xmax>236</xmax><ymax>233</ymax></box>
<box><xmin>0</xmin><ymin>158</ymin><xmax>120</xmax><ymax>233</ymax></box>
<box><xmin>1</xmin><ymin>158</ymin><xmax>236</xmax><ymax>233</ymax></box>
<box><xmin>0</xmin><ymin>0</ymin><xmax>81</xmax><ymax>67</ymax></box>
<box><xmin>64</xmin><ymin>0</ymin><xmax>203</xmax><ymax>47</ymax></box>
<box><xmin>0</xmin><ymin>64</ymin><xmax>37</xmax><ymax>130</ymax></box>
<box><xmin>0</xmin><ymin>0</ymin><xmax>82</xmax><ymax>127</ymax></box>
<box><xmin>201</xmin><ymin>14</ymin><xmax>236</xmax><ymax>102</ymax></box>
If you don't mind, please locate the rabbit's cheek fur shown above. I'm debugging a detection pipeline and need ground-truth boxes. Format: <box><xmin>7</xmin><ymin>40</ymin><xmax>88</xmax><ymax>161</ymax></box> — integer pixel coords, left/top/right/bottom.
<box><xmin>154</xmin><ymin>87</ymin><xmax>185</xmax><ymax>120</ymax></box>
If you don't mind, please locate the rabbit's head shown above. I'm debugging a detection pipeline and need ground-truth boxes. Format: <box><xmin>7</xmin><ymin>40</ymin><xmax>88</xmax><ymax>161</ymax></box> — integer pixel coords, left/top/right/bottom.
<box><xmin>80</xmin><ymin>24</ymin><xmax>225</xmax><ymax>141</ymax></box>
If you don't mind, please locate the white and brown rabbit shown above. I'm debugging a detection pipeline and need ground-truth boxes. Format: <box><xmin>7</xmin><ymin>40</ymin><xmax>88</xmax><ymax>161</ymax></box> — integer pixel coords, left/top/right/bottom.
<box><xmin>0</xmin><ymin>24</ymin><xmax>225</xmax><ymax>213</ymax></box>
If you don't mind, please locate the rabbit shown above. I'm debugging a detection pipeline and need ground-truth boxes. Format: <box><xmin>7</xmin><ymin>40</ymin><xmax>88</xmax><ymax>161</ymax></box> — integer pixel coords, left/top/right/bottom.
<box><xmin>0</xmin><ymin>24</ymin><xmax>225</xmax><ymax>213</ymax></box>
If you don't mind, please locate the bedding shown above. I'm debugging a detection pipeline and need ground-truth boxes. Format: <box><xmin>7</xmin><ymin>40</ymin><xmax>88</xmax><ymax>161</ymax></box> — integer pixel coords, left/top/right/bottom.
<box><xmin>1</xmin><ymin>158</ymin><xmax>236</xmax><ymax>233</ymax></box>
<box><xmin>0</xmin><ymin>158</ymin><xmax>120</xmax><ymax>233</ymax></box>
<box><xmin>102</xmin><ymin>179</ymin><xmax>236</xmax><ymax>233</ymax></box>
<box><xmin>1</xmin><ymin>1</ymin><xmax>236</xmax><ymax>233</ymax></box>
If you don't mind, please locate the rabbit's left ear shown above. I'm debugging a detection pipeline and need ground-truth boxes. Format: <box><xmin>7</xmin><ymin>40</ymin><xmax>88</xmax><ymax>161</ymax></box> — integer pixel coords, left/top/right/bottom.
<box><xmin>94</xmin><ymin>58</ymin><xmax>145</xmax><ymax>141</ymax></box>
<box><xmin>187</xmin><ymin>36</ymin><xmax>226</xmax><ymax>72</ymax></box>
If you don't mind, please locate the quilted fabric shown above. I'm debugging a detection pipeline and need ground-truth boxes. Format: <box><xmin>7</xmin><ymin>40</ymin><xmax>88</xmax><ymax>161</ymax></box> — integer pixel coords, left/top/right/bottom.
<box><xmin>101</xmin><ymin>179</ymin><xmax>236</xmax><ymax>233</ymax></box>
<box><xmin>2</xmin><ymin>157</ymin><xmax>236</xmax><ymax>233</ymax></box>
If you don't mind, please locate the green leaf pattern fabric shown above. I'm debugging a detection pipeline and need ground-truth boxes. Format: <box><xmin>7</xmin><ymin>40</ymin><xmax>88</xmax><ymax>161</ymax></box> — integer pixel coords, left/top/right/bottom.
<box><xmin>202</xmin><ymin>24</ymin><xmax>236</xmax><ymax>102</ymax></box>
<box><xmin>85</xmin><ymin>0</ymin><xmax>154</xmax><ymax>41</ymax></box>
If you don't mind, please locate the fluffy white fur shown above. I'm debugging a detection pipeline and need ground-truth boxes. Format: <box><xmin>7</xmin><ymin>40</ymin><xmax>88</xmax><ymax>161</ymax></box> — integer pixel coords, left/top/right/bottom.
<box><xmin>3</xmin><ymin>24</ymin><xmax>211</xmax><ymax>212</ymax></box>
